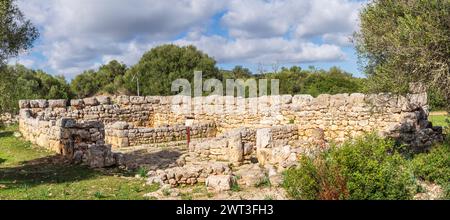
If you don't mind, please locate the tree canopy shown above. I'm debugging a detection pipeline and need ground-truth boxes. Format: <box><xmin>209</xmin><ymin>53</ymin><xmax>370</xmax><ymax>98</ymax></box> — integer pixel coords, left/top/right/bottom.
<box><xmin>123</xmin><ymin>44</ymin><xmax>220</xmax><ymax>96</ymax></box>
<box><xmin>355</xmin><ymin>0</ymin><xmax>450</xmax><ymax>105</ymax></box>
<box><xmin>0</xmin><ymin>0</ymin><xmax>39</xmax><ymax>65</ymax></box>
<box><xmin>0</xmin><ymin>64</ymin><xmax>72</xmax><ymax>113</ymax></box>
<box><xmin>70</xmin><ymin>60</ymin><xmax>127</xmax><ymax>98</ymax></box>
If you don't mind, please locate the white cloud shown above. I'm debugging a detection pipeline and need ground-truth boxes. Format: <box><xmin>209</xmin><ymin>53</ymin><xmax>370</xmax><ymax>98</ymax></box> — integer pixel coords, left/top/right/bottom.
<box><xmin>8</xmin><ymin>58</ymin><xmax>35</xmax><ymax>67</ymax></box>
<box><xmin>175</xmin><ymin>35</ymin><xmax>345</xmax><ymax>64</ymax></box>
<box><xmin>15</xmin><ymin>0</ymin><xmax>366</xmax><ymax>77</ymax></box>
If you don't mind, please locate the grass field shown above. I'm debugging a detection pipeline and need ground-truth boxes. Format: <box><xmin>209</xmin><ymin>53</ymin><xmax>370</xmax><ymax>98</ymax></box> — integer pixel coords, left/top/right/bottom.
<box><xmin>429</xmin><ymin>114</ymin><xmax>449</xmax><ymax>128</ymax></box>
<box><xmin>0</xmin><ymin>125</ymin><xmax>159</xmax><ymax>200</ymax></box>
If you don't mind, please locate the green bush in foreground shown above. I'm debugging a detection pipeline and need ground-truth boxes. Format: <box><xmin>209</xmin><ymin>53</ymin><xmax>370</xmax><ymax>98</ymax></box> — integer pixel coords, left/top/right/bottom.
<box><xmin>284</xmin><ymin>134</ymin><xmax>416</xmax><ymax>200</ymax></box>
<box><xmin>412</xmin><ymin>143</ymin><xmax>450</xmax><ymax>199</ymax></box>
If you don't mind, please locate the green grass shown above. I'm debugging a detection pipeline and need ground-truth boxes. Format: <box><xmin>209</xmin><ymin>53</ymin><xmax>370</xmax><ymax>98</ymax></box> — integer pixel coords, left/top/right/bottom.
<box><xmin>0</xmin><ymin>125</ymin><xmax>159</xmax><ymax>200</ymax></box>
<box><xmin>429</xmin><ymin>114</ymin><xmax>449</xmax><ymax>127</ymax></box>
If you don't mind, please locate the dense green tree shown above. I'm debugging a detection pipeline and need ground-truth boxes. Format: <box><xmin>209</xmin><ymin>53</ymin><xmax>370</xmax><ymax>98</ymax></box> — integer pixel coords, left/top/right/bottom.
<box><xmin>0</xmin><ymin>0</ymin><xmax>39</xmax><ymax>65</ymax></box>
<box><xmin>355</xmin><ymin>0</ymin><xmax>450</xmax><ymax>105</ymax></box>
<box><xmin>70</xmin><ymin>70</ymin><xmax>97</xmax><ymax>98</ymax></box>
<box><xmin>124</xmin><ymin>44</ymin><xmax>220</xmax><ymax>96</ymax></box>
<box><xmin>262</xmin><ymin>66</ymin><xmax>364</xmax><ymax>96</ymax></box>
<box><xmin>70</xmin><ymin>60</ymin><xmax>127</xmax><ymax>98</ymax></box>
<box><xmin>222</xmin><ymin>66</ymin><xmax>253</xmax><ymax>79</ymax></box>
<box><xmin>0</xmin><ymin>64</ymin><xmax>72</xmax><ymax>113</ymax></box>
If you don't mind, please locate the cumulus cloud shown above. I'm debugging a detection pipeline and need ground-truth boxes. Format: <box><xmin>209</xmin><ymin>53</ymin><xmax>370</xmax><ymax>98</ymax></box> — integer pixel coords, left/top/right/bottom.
<box><xmin>15</xmin><ymin>0</ymin><xmax>365</xmax><ymax>77</ymax></box>
<box><xmin>175</xmin><ymin>35</ymin><xmax>345</xmax><ymax>64</ymax></box>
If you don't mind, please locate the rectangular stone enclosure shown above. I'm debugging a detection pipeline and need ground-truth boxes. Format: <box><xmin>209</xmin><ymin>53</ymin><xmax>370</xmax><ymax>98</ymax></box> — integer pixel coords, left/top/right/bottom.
<box><xmin>18</xmin><ymin>92</ymin><xmax>444</xmax><ymax>167</ymax></box>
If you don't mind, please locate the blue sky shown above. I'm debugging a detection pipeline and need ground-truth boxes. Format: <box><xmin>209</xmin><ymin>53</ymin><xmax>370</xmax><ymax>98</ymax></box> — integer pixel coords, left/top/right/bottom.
<box><xmin>11</xmin><ymin>0</ymin><xmax>367</xmax><ymax>80</ymax></box>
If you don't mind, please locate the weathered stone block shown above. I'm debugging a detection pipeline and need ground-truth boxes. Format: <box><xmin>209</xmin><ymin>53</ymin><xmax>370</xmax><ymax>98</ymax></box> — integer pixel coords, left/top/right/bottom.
<box><xmin>96</xmin><ymin>96</ymin><xmax>111</xmax><ymax>105</ymax></box>
<box><xmin>86</xmin><ymin>144</ymin><xmax>116</xmax><ymax>168</ymax></box>
<box><xmin>70</xmin><ymin>99</ymin><xmax>84</xmax><ymax>108</ymax></box>
<box><xmin>117</xmin><ymin>96</ymin><xmax>130</xmax><ymax>105</ymax></box>
<box><xmin>19</xmin><ymin>100</ymin><xmax>30</xmax><ymax>109</ymax></box>
<box><xmin>111</xmin><ymin>121</ymin><xmax>129</xmax><ymax>130</ymax></box>
<box><xmin>83</xmin><ymin>97</ymin><xmax>98</xmax><ymax>106</ymax></box>
<box><xmin>145</xmin><ymin>96</ymin><xmax>161</xmax><ymax>104</ymax></box>
<box><xmin>48</xmin><ymin>99</ymin><xmax>67</xmax><ymax>108</ymax></box>
<box><xmin>256</xmin><ymin>128</ymin><xmax>272</xmax><ymax>149</ymax></box>
<box><xmin>130</xmin><ymin>96</ymin><xmax>146</xmax><ymax>104</ymax></box>
<box><xmin>30</xmin><ymin>99</ymin><xmax>48</xmax><ymax>108</ymax></box>
<box><xmin>228</xmin><ymin>132</ymin><xmax>244</xmax><ymax>163</ymax></box>
<box><xmin>281</xmin><ymin>95</ymin><xmax>292</xmax><ymax>104</ymax></box>
<box><xmin>330</xmin><ymin>94</ymin><xmax>348</xmax><ymax>107</ymax></box>
<box><xmin>206</xmin><ymin>175</ymin><xmax>235</xmax><ymax>192</ymax></box>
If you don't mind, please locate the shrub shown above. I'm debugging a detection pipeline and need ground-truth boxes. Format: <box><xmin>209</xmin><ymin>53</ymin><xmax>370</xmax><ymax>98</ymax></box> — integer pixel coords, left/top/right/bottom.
<box><xmin>137</xmin><ymin>167</ymin><xmax>148</xmax><ymax>178</ymax></box>
<box><xmin>283</xmin><ymin>155</ymin><xmax>348</xmax><ymax>200</ymax></box>
<box><xmin>283</xmin><ymin>134</ymin><xmax>416</xmax><ymax>200</ymax></box>
<box><xmin>331</xmin><ymin>135</ymin><xmax>416</xmax><ymax>200</ymax></box>
<box><xmin>283</xmin><ymin>158</ymin><xmax>319</xmax><ymax>200</ymax></box>
<box><xmin>412</xmin><ymin>143</ymin><xmax>450</xmax><ymax>199</ymax></box>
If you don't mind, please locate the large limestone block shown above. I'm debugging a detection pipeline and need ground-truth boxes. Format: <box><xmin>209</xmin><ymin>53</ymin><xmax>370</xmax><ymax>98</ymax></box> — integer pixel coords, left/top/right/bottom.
<box><xmin>206</xmin><ymin>175</ymin><xmax>235</xmax><ymax>192</ymax></box>
<box><xmin>117</xmin><ymin>96</ymin><xmax>130</xmax><ymax>105</ymax></box>
<box><xmin>111</xmin><ymin>121</ymin><xmax>129</xmax><ymax>130</ymax></box>
<box><xmin>48</xmin><ymin>99</ymin><xmax>67</xmax><ymax>108</ymax></box>
<box><xmin>227</xmin><ymin>132</ymin><xmax>244</xmax><ymax>163</ymax></box>
<box><xmin>30</xmin><ymin>99</ymin><xmax>48</xmax><ymax>108</ymax></box>
<box><xmin>407</xmin><ymin>93</ymin><xmax>428</xmax><ymax>110</ymax></box>
<box><xmin>234</xmin><ymin>165</ymin><xmax>267</xmax><ymax>187</ymax></box>
<box><xmin>96</xmin><ymin>96</ymin><xmax>111</xmax><ymax>105</ymax></box>
<box><xmin>86</xmin><ymin>144</ymin><xmax>116</xmax><ymax>168</ymax></box>
<box><xmin>256</xmin><ymin>128</ymin><xmax>272</xmax><ymax>149</ymax></box>
<box><xmin>145</xmin><ymin>96</ymin><xmax>161</xmax><ymax>104</ymax></box>
<box><xmin>70</xmin><ymin>99</ymin><xmax>84</xmax><ymax>108</ymax></box>
<box><xmin>281</xmin><ymin>95</ymin><xmax>293</xmax><ymax>104</ymax></box>
<box><xmin>19</xmin><ymin>100</ymin><xmax>30</xmax><ymax>109</ymax></box>
<box><xmin>83</xmin><ymin>97</ymin><xmax>98</xmax><ymax>106</ymax></box>
<box><xmin>330</xmin><ymin>94</ymin><xmax>348</xmax><ymax>107</ymax></box>
<box><xmin>130</xmin><ymin>96</ymin><xmax>146</xmax><ymax>104</ymax></box>
<box><xmin>348</xmin><ymin>93</ymin><xmax>365</xmax><ymax>106</ymax></box>
<box><xmin>292</xmin><ymin>95</ymin><xmax>314</xmax><ymax>107</ymax></box>
<box><xmin>310</xmin><ymin>94</ymin><xmax>330</xmax><ymax>109</ymax></box>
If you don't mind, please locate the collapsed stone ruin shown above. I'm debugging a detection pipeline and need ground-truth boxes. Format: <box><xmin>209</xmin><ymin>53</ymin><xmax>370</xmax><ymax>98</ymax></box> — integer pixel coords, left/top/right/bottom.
<box><xmin>18</xmin><ymin>90</ymin><xmax>444</xmax><ymax>191</ymax></box>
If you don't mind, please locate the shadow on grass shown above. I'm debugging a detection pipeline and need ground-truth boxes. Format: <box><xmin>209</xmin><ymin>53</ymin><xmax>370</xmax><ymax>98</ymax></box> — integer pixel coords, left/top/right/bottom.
<box><xmin>0</xmin><ymin>158</ymin><xmax>5</xmax><ymax>164</ymax></box>
<box><xmin>0</xmin><ymin>148</ymin><xmax>184</xmax><ymax>190</ymax></box>
<box><xmin>122</xmin><ymin>149</ymin><xmax>183</xmax><ymax>170</ymax></box>
<box><xmin>0</xmin><ymin>155</ymin><xmax>102</xmax><ymax>189</ymax></box>
<box><xmin>0</xmin><ymin>131</ymin><xmax>14</xmax><ymax>138</ymax></box>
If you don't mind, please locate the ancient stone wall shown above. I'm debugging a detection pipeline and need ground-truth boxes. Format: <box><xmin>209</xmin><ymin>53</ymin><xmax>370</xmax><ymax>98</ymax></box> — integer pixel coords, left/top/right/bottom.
<box><xmin>18</xmin><ymin>91</ymin><xmax>444</xmax><ymax>165</ymax></box>
<box><xmin>106</xmin><ymin>121</ymin><xmax>217</xmax><ymax>148</ymax></box>
<box><xmin>0</xmin><ymin>113</ymin><xmax>18</xmax><ymax>125</ymax></box>
<box><xmin>19</xmin><ymin>110</ymin><xmax>117</xmax><ymax>168</ymax></box>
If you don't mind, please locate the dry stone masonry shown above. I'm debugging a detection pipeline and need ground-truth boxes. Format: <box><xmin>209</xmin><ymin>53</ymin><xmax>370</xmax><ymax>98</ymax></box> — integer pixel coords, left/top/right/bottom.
<box><xmin>18</xmin><ymin>90</ymin><xmax>444</xmax><ymax>187</ymax></box>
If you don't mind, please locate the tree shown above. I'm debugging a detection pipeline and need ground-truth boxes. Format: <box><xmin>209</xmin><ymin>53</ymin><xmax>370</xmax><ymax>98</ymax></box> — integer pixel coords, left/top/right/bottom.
<box><xmin>0</xmin><ymin>64</ymin><xmax>72</xmax><ymax>113</ymax></box>
<box><xmin>70</xmin><ymin>60</ymin><xmax>127</xmax><ymax>98</ymax></box>
<box><xmin>355</xmin><ymin>0</ymin><xmax>450</xmax><ymax>105</ymax></box>
<box><xmin>223</xmin><ymin>66</ymin><xmax>253</xmax><ymax>79</ymax></box>
<box><xmin>95</xmin><ymin>60</ymin><xmax>127</xmax><ymax>94</ymax></box>
<box><xmin>124</xmin><ymin>44</ymin><xmax>220</xmax><ymax>96</ymax></box>
<box><xmin>0</xmin><ymin>0</ymin><xmax>39</xmax><ymax>65</ymax></box>
<box><xmin>70</xmin><ymin>70</ymin><xmax>98</xmax><ymax>98</ymax></box>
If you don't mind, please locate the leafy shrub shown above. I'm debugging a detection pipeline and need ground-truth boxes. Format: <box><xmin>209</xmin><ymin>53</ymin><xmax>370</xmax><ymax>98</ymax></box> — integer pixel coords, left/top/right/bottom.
<box><xmin>283</xmin><ymin>134</ymin><xmax>416</xmax><ymax>200</ymax></box>
<box><xmin>412</xmin><ymin>143</ymin><xmax>450</xmax><ymax>199</ymax></box>
<box><xmin>283</xmin><ymin>158</ymin><xmax>320</xmax><ymax>200</ymax></box>
<box><xmin>136</xmin><ymin>167</ymin><xmax>148</xmax><ymax>178</ymax></box>
<box><xmin>428</xmin><ymin>88</ymin><xmax>448</xmax><ymax>111</ymax></box>
<box><xmin>283</xmin><ymin>155</ymin><xmax>348</xmax><ymax>200</ymax></box>
<box><xmin>331</xmin><ymin>135</ymin><xmax>416</xmax><ymax>200</ymax></box>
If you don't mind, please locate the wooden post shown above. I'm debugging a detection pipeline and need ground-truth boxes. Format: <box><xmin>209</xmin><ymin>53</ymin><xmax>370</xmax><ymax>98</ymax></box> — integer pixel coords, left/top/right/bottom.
<box><xmin>186</xmin><ymin>126</ymin><xmax>191</xmax><ymax>147</ymax></box>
